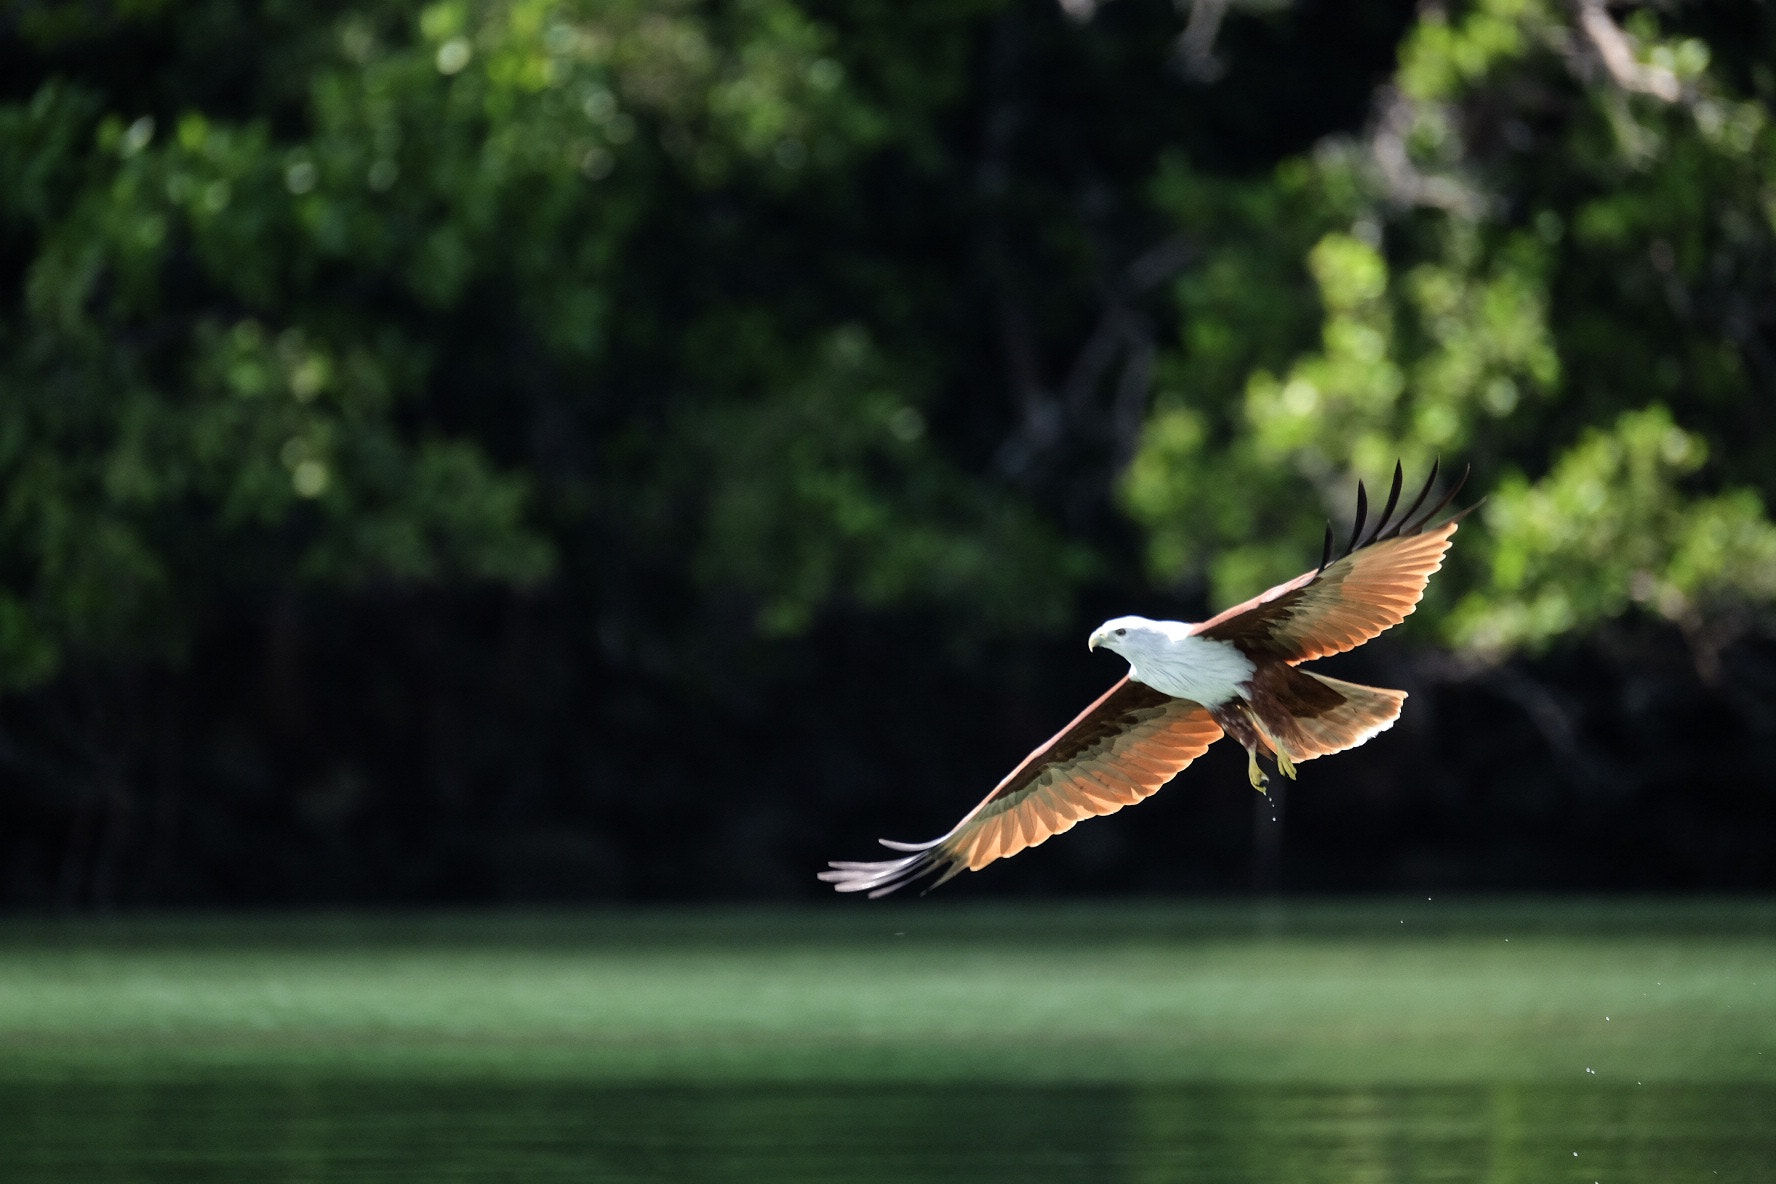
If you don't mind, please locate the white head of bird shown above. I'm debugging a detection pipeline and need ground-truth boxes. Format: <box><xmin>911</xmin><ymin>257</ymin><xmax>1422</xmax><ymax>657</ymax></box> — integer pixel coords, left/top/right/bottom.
<box><xmin>1087</xmin><ymin>615</ymin><xmax>1176</xmax><ymax>655</ymax></box>
<box><xmin>1086</xmin><ymin>614</ymin><xmax>1255</xmax><ymax>707</ymax></box>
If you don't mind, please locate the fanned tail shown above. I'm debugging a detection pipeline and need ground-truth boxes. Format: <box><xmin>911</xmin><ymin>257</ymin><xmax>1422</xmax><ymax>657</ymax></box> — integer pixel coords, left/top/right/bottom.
<box><xmin>1281</xmin><ymin>670</ymin><xmax>1407</xmax><ymax>760</ymax></box>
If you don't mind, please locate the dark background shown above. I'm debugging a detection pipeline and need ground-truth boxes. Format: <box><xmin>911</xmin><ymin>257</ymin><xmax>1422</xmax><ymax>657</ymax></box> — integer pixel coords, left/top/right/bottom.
<box><xmin>2</xmin><ymin>0</ymin><xmax>1773</xmax><ymax>907</ymax></box>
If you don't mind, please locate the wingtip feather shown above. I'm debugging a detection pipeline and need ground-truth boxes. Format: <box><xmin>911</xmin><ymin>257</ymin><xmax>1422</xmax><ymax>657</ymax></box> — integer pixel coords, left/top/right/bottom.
<box><xmin>1365</xmin><ymin>461</ymin><xmax>1405</xmax><ymax>546</ymax></box>
<box><xmin>1344</xmin><ymin>479</ymin><xmax>1369</xmax><ymax>556</ymax></box>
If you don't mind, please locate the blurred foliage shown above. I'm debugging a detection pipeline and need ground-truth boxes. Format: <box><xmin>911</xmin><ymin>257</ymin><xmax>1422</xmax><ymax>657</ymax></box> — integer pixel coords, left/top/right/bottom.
<box><xmin>1451</xmin><ymin>405</ymin><xmax>1776</xmax><ymax>652</ymax></box>
<box><xmin>1125</xmin><ymin>0</ymin><xmax>1776</xmax><ymax>652</ymax></box>
<box><xmin>0</xmin><ymin>0</ymin><xmax>1113</xmax><ymax>696</ymax></box>
<box><xmin>2</xmin><ymin>0</ymin><xmax>1775</xmax><ymax>904</ymax></box>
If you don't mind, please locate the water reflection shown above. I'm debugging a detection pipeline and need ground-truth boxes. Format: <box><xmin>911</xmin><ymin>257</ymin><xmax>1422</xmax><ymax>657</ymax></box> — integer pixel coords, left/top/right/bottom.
<box><xmin>3</xmin><ymin>1079</ymin><xmax>1771</xmax><ymax>1183</ymax></box>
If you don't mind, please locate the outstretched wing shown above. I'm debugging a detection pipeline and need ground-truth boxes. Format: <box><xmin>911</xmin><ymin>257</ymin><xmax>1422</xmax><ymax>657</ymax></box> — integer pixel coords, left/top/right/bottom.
<box><xmin>1193</xmin><ymin>462</ymin><xmax>1470</xmax><ymax>664</ymax></box>
<box><xmin>819</xmin><ymin>678</ymin><xmax>1223</xmax><ymax>897</ymax></box>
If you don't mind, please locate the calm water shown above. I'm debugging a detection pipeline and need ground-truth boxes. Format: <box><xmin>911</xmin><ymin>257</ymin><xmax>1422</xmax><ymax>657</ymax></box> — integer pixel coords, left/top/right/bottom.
<box><xmin>4</xmin><ymin>1078</ymin><xmax>1772</xmax><ymax>1183</ymax></box>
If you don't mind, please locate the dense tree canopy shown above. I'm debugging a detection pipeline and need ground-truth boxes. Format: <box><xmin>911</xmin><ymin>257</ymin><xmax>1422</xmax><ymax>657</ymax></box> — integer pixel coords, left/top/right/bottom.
<box><xmin>2</xmin><ymin>0</ymin><xmax>1773</xmax><ymax>905</ymax></box>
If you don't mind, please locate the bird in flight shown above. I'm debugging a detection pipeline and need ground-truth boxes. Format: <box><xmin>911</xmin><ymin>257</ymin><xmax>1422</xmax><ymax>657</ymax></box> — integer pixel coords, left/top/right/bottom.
<box><xmin>820</xmin><ymin>462</ymin><xmax>1469</xmax><ymax>897</ymax></box>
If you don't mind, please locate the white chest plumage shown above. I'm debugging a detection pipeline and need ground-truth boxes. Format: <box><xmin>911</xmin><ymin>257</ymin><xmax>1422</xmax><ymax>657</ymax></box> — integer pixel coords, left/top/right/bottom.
<box><xmin>1122</xmin><ymin>629</ymin><xmax>1255</xmax><ymax>706</ymax></box>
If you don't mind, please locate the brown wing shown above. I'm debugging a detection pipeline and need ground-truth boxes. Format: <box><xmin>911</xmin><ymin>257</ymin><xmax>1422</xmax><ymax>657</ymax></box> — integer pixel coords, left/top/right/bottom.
<box><xmin>819</xmin><ymin>678</ymin><xmax>1223</xmax><ymax>897</ymax></box>
<box><xmin>1193</xmin><ymin>462</ymin><xmax>1470</xmax><ymax>664</ymax></box>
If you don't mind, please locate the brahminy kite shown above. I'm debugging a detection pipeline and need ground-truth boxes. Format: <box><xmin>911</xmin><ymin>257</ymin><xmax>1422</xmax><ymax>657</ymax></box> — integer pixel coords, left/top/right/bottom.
<box><xmin>821</xmin><ymin>462</ymin><xmax>1469</xmax><ymax>897</ymax></box>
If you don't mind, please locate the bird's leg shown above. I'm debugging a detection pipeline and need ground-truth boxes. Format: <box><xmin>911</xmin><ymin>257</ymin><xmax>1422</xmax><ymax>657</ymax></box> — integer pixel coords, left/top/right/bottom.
<box><xmin>1245</xmin><ymin>747</ymin><xmax>1270</xmax><ymax>795</ymax></box>
<box><xmin>1244</xmin><ymin>706</ymin><xmax>1298</xmax><ymax>782</ymax></box>
<box><xmin>1214</xmin><ymin>702</ymin><xmax>1279</xmax><ymax>794</ymax></box>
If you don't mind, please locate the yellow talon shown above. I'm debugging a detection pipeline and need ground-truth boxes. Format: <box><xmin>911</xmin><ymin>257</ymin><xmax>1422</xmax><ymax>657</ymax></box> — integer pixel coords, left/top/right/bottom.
<box><xmin>1241</xmin><ymin>703</ymin><xmax>1297</xmax><ymax>782</ymax></box>
<box><xmin>1246</xmin><ymin>749</ymin><xmax>1270</xmax><ymax>794</ymax></box>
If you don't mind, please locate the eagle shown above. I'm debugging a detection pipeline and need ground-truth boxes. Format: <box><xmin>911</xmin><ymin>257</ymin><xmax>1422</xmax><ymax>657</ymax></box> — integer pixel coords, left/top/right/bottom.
<box><xmin>820</xmin><ymin>462</ymin><xmax>1469</xmax><ymax>897</ymax></box>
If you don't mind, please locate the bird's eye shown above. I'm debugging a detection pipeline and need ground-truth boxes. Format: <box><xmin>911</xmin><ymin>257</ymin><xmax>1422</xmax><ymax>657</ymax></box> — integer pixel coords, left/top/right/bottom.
<box><xmin>1115</xmin><ymin>628</ymin><xmax>1127</xmax><ymax>636</ymax></box>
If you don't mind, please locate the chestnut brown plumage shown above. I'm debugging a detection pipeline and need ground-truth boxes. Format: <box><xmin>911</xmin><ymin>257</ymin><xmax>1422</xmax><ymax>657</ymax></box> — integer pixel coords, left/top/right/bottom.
<box><xmin>821</xmin><ymin>463</ymin><xmax>1469</xmax><ymax>897</ymax></box>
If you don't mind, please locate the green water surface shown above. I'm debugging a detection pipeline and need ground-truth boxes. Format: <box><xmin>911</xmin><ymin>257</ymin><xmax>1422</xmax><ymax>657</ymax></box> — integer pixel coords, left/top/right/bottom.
<box><xmin>1</xmin><ymin>899</ymin><xmax>1771</xmax><ymax>1181</ymax></box>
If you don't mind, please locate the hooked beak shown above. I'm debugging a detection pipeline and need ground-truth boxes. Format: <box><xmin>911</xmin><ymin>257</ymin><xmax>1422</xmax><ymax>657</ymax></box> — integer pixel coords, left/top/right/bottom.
<box><xmin>1087</xmin><ymin>629</ymin><xmax>1103</xmax><ymax>652</ymax></box>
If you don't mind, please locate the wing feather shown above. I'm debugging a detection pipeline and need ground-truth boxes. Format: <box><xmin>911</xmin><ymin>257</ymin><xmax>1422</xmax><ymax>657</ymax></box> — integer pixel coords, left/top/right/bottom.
<box><xmin>1193</xmin><ymin>463</ymin><xmax>1470</xmax><ymax>663</ymax></box>
<box><xmin>819</xmin><ymin>677</ymin><xmax>1223</xmax><ymax>897</ymax></box>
